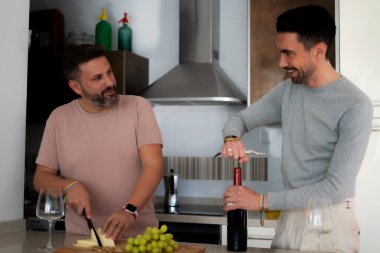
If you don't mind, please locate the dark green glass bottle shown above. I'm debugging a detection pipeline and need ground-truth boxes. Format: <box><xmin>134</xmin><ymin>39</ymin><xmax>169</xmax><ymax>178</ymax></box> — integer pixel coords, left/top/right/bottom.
<box><xmin>95</xmin><ymin>8</ymin><xmax>112</xmax><ymax>51</ymax></box>
<box><xmin>118</xmin><ymin>12</ymin><xmax>132</xmax><ymax>51</ymax></box>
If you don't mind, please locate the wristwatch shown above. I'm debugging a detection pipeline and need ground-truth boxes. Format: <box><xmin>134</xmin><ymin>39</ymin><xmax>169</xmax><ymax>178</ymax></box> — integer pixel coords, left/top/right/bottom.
<box><xmin>124</xmin><ymin>204</ymin><xmax>139</xmax><ymax>220</ymax></box>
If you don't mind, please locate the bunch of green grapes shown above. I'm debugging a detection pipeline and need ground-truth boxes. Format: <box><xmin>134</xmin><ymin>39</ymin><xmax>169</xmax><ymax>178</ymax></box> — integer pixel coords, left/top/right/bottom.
<box><xmin>125</xmin><ymin>224</ymin><xmax>179</xmax><ymax>253</ymax></box>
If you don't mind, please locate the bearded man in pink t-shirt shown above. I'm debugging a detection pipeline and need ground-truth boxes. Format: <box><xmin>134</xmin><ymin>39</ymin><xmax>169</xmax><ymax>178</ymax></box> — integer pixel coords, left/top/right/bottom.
<box><xmin>33</xmin><ymin>44</ymin><xmax>164</xmax><ymax>240</ymax></box>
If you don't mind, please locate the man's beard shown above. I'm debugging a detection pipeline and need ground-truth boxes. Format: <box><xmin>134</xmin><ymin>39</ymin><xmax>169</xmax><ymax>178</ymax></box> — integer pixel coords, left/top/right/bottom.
<box><xmin>289</xmin><ymin>68</ymin><xmax>304</xmax><ymax>84</ymax></box>
<box><xmin>82</xmin><ymin>85</ymin><xmax>119</xmax><ymax>108</ymax></box>
<box><xmin>285</xmin><ymin>65</ymin><xmax>314</xmax><ymax>84</ymax></box>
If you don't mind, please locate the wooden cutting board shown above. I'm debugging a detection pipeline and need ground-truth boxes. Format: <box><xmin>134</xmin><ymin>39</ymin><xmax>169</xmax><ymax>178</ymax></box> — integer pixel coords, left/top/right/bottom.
<box><xmin>54</xmin><ymin>243</ymin><xmax>205</xmax><ymax>253</ymax></box>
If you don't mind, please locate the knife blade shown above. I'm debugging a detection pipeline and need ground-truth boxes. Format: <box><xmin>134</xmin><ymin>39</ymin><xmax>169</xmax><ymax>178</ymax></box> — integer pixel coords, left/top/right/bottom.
<box><xmin>82</xmin><ymin>209</ymin><xmax>103</xmax><ymax>247</ymax></box>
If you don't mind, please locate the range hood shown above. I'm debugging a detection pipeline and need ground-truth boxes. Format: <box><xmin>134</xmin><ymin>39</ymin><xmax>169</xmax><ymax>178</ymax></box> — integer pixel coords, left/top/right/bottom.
<box><xmin>141</xmin><ymin>0</ymin><xmax>247</xmax><ymax>105</ymax></box>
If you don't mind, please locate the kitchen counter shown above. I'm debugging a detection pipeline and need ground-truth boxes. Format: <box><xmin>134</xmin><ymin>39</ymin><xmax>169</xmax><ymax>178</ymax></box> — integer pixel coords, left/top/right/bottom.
<box><xmin>0</xmin><ymin>230</ymin><xmax>306</xmax><ymax>253</ymax></box>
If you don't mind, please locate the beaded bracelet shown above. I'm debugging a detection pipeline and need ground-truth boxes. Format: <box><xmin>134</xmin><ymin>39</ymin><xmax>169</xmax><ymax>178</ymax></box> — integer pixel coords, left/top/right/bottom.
<box><xmin>259</xmin><ymin>193</ymin><xmax>265</xmax><ymax>226</ymax></box>
<box><xmin>64</xmin><ymin>181</ymin><xmax>79</xmax><ymax>193</ymax></box>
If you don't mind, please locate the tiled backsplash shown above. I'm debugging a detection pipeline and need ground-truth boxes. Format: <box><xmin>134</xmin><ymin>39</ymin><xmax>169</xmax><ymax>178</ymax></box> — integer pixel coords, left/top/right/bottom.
<box><xmin>164</xmin><ymin>156</ymin><xmax>268</xmax><ymax>181</ymax></box>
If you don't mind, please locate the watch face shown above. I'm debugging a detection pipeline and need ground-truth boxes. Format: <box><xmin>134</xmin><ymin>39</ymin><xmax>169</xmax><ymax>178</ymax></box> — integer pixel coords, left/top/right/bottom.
<box><xmin>126</xmin><ymin>204</ymin><xmax>138</xmax><ymax>212</ymax></box>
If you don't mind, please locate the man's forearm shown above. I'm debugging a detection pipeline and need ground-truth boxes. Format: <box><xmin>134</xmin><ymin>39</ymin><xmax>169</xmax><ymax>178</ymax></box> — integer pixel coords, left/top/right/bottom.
<box><xmin>125</xmin><ymin>144</ymin><xmax>164</xmax><ymax>209</ymax></box>
<box><xmin>127</xmin><ymin>165</ymin><xmax>163</xmax><ymax>209</ymax></box>
<box><xmin>33</xmin><ymin>165</ymin><xmax>76</xmax><ymax>195</ymax></box>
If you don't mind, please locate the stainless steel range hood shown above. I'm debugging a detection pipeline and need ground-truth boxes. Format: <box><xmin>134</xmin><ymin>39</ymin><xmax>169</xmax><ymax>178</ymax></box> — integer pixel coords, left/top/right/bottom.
<box><xmin>141</xmin><ymin>0</ymin><xmax>247</xmax><ymax>105</ymax></box>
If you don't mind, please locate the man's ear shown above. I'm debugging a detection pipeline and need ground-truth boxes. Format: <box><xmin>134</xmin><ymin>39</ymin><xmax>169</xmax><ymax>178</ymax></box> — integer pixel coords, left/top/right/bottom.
<box><xmin>314</xmin><ymin>42</ymin><xmax>328</xmax><ymax>60</ymax></box>
<box><xmin>68</xmin><ymin>80</ymin><xmax>82</xmax><ymax>96</ymax></box>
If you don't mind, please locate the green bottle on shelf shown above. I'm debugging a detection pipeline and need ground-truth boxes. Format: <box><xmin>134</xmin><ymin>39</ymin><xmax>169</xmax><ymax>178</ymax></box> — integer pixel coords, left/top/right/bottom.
<box><xmin>95</xmin><ymin>8</ymin><xmax>112</xmax><ymax>51</ymax></box>
<box><xmin>118</xmin><ymin>12</ymin><xmax>132</xmax><ymax>51</ymax></box>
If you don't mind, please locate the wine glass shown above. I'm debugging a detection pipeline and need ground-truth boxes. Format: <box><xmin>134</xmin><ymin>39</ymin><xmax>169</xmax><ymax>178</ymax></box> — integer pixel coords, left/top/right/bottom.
<box><xmin>36</xmin><ymin>188</ymin><xmax>65</xmax><ymax>252</ymax></box>
<box><xmin>304</xmin><ymin>198</ymin><xmax>333</xmax><ymax>253</ymax></box>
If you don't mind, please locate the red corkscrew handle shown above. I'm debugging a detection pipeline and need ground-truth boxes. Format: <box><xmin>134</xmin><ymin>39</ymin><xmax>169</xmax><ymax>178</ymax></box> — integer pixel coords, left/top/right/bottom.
<box><xmin>233</xmin><ymin>167</ymin><xmax>242</xmax><ymax>186</ymax></box>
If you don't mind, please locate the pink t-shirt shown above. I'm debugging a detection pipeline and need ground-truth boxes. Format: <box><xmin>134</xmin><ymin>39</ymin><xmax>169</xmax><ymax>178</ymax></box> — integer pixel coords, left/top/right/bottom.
<box><xmin>36</xmin><ymin>95</ymin><xmax>163</xmax><ymax>237</ymax></box>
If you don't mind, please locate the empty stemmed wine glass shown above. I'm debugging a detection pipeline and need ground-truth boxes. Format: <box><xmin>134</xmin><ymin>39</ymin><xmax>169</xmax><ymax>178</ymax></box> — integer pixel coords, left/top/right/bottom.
<box><xmin>36</xmin><ymin>188</ymin><xmax>65</xmax><ymax>252</ymax></box>
<box><xmin>304</xmin><ymin>197</ymin><xmax>334</xmax><ymax>253</ymax></box>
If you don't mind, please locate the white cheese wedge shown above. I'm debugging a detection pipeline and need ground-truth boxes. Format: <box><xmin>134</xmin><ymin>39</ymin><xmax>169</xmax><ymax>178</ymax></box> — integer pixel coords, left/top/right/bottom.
<box><xmin>73</xmin><ymin>227</ymin><xmax>115</xmax><ymax>248</ymax></box>
<box><xmin>91</xmin><ymin>228</ymin><xmax>116</xmax><ymax>247</ymax></box>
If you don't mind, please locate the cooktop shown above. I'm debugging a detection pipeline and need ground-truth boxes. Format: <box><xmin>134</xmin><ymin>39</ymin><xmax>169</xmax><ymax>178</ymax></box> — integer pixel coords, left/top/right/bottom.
<box><xmin>155</xmin><ymin>203</ymin><xmax>226</xmax><ymax>216</ymax></box>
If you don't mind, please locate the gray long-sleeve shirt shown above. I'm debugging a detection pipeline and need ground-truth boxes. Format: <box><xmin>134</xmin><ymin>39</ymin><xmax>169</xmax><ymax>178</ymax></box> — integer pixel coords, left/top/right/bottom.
<box><xmin>223</xmin><ymin>77</ymin><xmax>373</xmax><ymax>210</ymax></box>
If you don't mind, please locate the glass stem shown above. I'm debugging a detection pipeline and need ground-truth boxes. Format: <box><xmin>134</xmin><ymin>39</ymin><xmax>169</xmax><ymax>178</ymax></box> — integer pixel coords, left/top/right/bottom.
<box><xmin>47</xmin><ymin>220</ymin><xmax>53</xmax><ymax>250</ymax></box>
<box><xmin>316</xmin><ymin>233</ymin><xmax>320</xmax><ymax>253</ymax></box>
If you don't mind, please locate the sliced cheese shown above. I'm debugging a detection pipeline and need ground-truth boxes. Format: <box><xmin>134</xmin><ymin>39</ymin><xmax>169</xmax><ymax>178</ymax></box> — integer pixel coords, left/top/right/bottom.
<box><xmin>75</xmin><ymin>239</ymin><xmax>98</xmax><ymax>246</ymax></box>
<box><xmin>91</xmin><ymin>228</ymin><xmax>116</xmax><ymax>247</ymax></box>
<box><xmin>73</xmin><ymin>227</ymin><xmax>116</xmax><ymax>248</ymax></box>
<box><xmin>73</xmin><ymin>243</ymin><xmax>94</xmax><ymax>248</ymax></box>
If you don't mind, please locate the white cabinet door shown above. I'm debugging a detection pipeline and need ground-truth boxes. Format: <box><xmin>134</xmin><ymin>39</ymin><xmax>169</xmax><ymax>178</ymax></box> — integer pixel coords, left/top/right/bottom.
<box><xmin>339</xmin><ymin>0</ymin><xmax>380</xmax><ymax>101</ymax></box>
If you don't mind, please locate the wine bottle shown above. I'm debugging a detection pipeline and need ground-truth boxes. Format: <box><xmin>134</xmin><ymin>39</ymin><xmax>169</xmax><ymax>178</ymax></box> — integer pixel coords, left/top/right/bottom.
<box><xmin>227</xmin><ymin>166</ymin><xmax>247</xmax><ymax>251</ymax></box>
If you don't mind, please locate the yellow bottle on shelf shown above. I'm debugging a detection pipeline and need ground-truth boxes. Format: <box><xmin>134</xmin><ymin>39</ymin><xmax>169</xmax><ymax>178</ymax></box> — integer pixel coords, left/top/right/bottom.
<box><xmin>95</xmin><ymin>8</ymin><xmax>112</xmax><ymax>51</ymax></box>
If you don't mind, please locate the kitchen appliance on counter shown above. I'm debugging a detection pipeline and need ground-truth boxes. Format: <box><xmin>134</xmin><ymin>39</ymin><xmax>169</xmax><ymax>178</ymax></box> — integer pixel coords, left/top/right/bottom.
<box><xmin>164</xmin><ymin>169</ymin><xmax>180</xmax><ymax>207</ymax></box>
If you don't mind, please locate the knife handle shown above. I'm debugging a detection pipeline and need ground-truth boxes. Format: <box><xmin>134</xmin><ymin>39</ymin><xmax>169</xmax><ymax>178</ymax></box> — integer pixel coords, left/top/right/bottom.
<box><xmin>82</xmin><ymin>209</ymin><xmax>88</xmax><ymax>219</ymax></box>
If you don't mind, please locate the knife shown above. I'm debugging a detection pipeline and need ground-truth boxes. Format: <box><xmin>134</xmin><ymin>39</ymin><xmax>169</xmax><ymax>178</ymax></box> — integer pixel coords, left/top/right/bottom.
<box><xmin>82</xmin><ymin>209</ymin><xmax>103</xmax><ymax>247</ymax></box>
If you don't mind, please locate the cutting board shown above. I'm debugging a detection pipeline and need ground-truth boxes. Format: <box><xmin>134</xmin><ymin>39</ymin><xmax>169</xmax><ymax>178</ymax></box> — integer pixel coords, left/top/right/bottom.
<box><xmin>54</xmin><ymin>243</ymin><xmax>205</xmax><ymax>253</ymax></box>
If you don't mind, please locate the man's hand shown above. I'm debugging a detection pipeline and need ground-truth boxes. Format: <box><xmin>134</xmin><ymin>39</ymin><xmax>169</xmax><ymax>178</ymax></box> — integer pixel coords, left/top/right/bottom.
<box><xmin>223</xmin><ymin>185</ymin><xmax>261</xmax><ymax>211</ymax></box>
<box><xmin>102</xmin><ymin>209</ymin><xmax>135</xmax><ymax>240</ymax></box>
<box><xmin>221</xmin><ymin>139</ymin><xmax>248</xmax><ymax>163</ymax></box>
<box><xmin>65</xmin><ymin>183</ymin><xmax>92</xmax><ymax>217</ymax></box>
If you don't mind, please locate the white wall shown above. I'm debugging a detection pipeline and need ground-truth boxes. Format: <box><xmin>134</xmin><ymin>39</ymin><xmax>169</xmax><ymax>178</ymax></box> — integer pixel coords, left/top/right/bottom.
<box><xmin>219</xmin><ymin>0</ymin><xmax>248</xmax><ymax>96</ymax></box>
<box><xmin>340</xmin><ymin>1</ymin><xmax>380</xmax><ymax>251</ymax></box>
<box><xmin>339</xmin><ymin>0</ymin><xmax>380</xmax><ymax>101</ymax></box>
<box><xmin>0</xmin><ymin>0</ymin><xmax>29</xmax><ymax>222</ymax></box>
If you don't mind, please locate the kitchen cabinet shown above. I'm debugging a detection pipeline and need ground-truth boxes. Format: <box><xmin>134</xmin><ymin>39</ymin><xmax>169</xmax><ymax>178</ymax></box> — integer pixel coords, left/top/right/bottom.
<box><xmin>26</xmin><ymin>49</ymin><xmax>75</xmax><ymax>123</ymax></box>
<box><xmin>249</xmin><ymin>0</ymin><xmax>336</xmax><ymax>103</ymax></box>
<box><xmin>27</xmin><ymin>9</ymin><xmax>74</xmax><ymax>123</ymax></box>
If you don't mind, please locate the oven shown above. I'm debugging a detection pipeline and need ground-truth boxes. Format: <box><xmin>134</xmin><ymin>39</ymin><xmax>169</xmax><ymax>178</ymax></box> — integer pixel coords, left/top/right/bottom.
<box><xmin>155</xmin><ymin>203</ymin><xmax>226</xmax><ymax>245</ymax></box>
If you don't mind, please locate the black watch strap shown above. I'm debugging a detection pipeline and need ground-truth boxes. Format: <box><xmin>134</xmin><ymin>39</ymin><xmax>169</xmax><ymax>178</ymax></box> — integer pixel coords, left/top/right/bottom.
<box><xmin>124</xmin><ymin>203</ymin><xmax>138</xmax><ymax>213</ymax></box>
<box><xmin>124</xmin><ymin>203</ymin><xmax>139</xmax><ymax>220</ymax></box>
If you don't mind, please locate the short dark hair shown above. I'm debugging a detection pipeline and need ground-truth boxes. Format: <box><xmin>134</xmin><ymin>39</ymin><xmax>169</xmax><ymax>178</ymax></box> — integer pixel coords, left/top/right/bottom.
<box><xmin>62</xmin><ymin>44</ymin><xmax>106</xmax><ymax>80</ymax></box>
<box><xmin>276</xmin><ymin>5</ymin><xmax>336</xmax><ymax>55</ymax></box>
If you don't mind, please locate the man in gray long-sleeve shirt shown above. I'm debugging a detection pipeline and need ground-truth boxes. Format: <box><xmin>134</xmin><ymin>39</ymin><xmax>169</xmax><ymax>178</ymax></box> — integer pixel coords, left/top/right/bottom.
<box><xmin>221</xmin><ymin>5</ymin><xmax>372</xmax><ymax>253</ymax></box>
